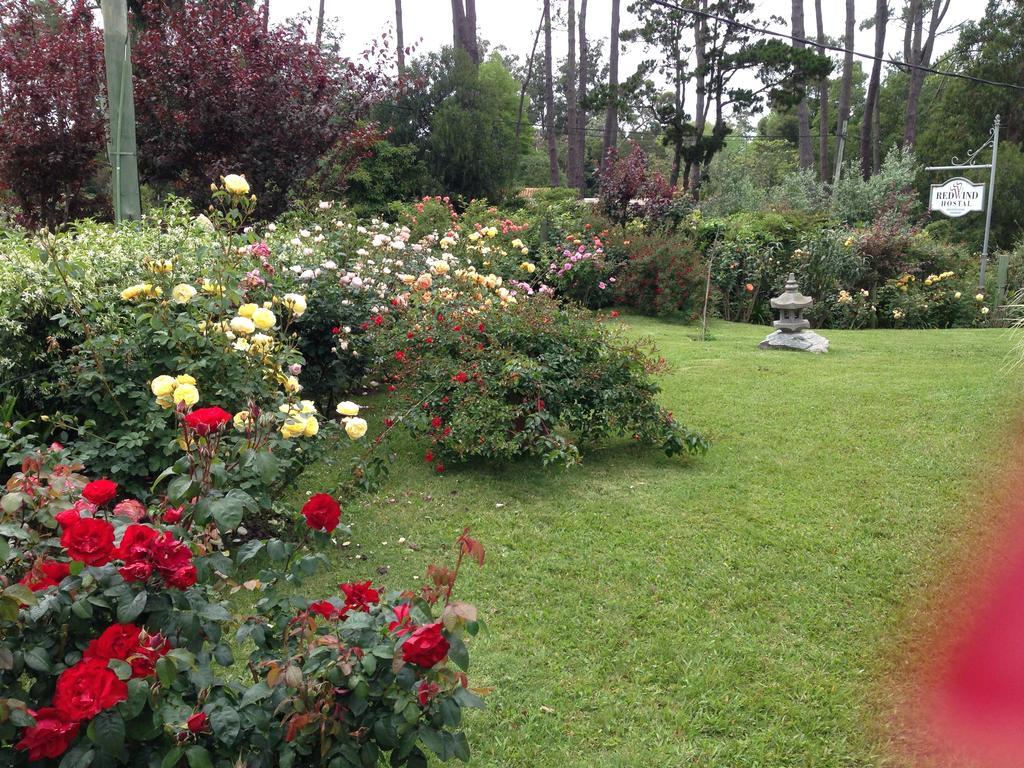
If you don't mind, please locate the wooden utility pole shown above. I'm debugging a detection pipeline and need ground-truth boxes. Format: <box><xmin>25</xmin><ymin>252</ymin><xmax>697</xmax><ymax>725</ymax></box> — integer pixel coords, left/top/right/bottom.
<box><xmin>814</xmin><ymin>0</ymin><xmax>829</xmax><ymax>181</ymax></box>
<box><xmin>576</xmin><ymin>0</ymin><xmax>589</xmax><ymax>192</ymax></box>
<box><xmin>792</xmin><ymin>0</ymin><xmax>813</xmax><ymax>170</ymax></box>
<box><xmin>101</xmin><ymin>0</ymin><xmax>141</xmax><ymax>222</ymax></box>
<box><xmin>566</xmin><ymin>0</ymin><xmax>580</xmax><ymax>192</ymax></box>
<box><xmin>395</xmin><ymin>0</ymin><xmax>405</xmax><ymax>74</ymax></box>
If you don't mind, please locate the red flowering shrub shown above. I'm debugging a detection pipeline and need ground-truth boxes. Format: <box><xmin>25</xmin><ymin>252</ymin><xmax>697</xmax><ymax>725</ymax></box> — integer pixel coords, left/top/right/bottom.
<box><xmin>1</xmin><ymin>441</ymin><xmax>485</xmax><ymax>767</ymax></box>
<box><xmin>613</xmin><ymin>231</ymin><xmax>704</xmax><ymax>317</ymax></box>
<box><xmin>597</xmin><ymin>142</ymin><xmax>674</xmax><ymax>228</ymax></box>
<box><xmin>0</xmin><ymin>0</ymin><xmax>106</xmax><ymax>226</ymax></box>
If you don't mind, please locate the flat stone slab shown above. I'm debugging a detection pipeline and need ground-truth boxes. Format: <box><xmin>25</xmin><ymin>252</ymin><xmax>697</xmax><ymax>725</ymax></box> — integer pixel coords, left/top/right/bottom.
<box><xmin>758</xmin><ymin>330</ymin><xmax>829</xmax><ymax>354</ymax></box>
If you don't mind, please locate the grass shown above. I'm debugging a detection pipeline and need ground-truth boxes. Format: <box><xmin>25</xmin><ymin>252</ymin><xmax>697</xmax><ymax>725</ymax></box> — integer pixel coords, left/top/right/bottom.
<box><xmin>284</xmin><ymin>319</ymin><xmax>1024</xmax><ymax>767</ymax></box>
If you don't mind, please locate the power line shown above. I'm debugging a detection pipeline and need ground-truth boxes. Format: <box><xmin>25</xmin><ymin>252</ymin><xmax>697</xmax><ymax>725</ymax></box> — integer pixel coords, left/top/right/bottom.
<box><xmin>647</xmin><ymin>0</ymin><xmax>1024</xmax><ymax>95</ymax></box>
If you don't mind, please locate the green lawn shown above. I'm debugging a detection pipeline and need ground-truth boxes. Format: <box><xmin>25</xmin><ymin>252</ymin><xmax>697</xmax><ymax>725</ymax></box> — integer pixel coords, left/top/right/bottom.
<box><xmin>285</xmin><ymin>319</ymin><xmax>1024</xmax><ymax>767</ymax></box>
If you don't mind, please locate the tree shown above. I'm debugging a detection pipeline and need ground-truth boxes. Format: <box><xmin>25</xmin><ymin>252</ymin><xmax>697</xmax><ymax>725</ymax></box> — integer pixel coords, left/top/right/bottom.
<box><xmin>566</xmin><ymin>0</ymin><xmax>580</xmax><ymax>192</ymax></box>
<box><xmin>396</xmin><ymin>0</ymin><xmax>405</xmax><ymax>74</ymax></box>
<box><xmin>598</xmin><ymin>142</ymin><xmax>672</xmax><ymax>227</ymax></box>
<box><xmin>515</xmin><ymin>7</ymin><xmax>543</xmax><ymax>143</ymax></box>
<box><xmin>131</xmin><ymin>0</ymin><xmax>389</xmax><ymax>215</ymax></box>
<box><xmin>315</xmin><ymin>0</ymin><xmax>325</xmax><ymax>47</ymax></box>
<box><xmin>428</xmin><ymin>52</ymin><xmax>531</xmax><ymax>200</ymax></box>
<box><xmin>814</xmin><ymin>0</ymin><xmax>829</xmax><ymax>180</ymax></box>
<box><xmin>792</xmin><ymin>0</ymin><xmax>813</xmax><ymax>170</ymax></box>
<box><xmin>543</xmin><ymin>0</ymin><xmax>559</xmax><ymax>185</ymax></box>
<box><xmin>575</xmin><ymin>0</ymin><xmax>589</xmax><ymax>192</ymax></box>
<box><xmin>601</xmin><ymin>0</ymin><xmax>621</xmax><ymax>170</ymax></box>
<box><xmin>0</xmin><ymin>0</ymin><xmax>106</xmax><ymax>226</ymax></box>
<box><xmin>450</xmin><ymin>0</ymin><xmax>479</xmax><ymax>66</ymax></box>
<box><xmin>836</xmin><ymin>0</ymin><xmax>855</xmax><ymax>172</ymax></box>
<box><xmin>860</xmin><ymin>0</ymin><xmax>889</xmax><ymax>179</ymax></box>
<box><xmin>902</xmin><ymin>0</ymin><xmax>950</xmax><ymax>149</ymax></box>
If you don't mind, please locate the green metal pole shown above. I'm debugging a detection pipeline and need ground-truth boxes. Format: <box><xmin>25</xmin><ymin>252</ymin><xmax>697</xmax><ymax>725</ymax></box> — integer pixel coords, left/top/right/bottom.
<box><xmin>101</xmin><ymin>0</ymin><xmax>141</xmax><ymax>222</ymax></box>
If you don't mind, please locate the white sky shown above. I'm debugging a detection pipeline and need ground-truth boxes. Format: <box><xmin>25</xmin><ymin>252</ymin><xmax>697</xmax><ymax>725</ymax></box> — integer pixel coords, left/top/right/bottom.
<box><xmin>272</xmin><ymin>0</ymin><xmax>984</xmax><ymax>86</ymax></box>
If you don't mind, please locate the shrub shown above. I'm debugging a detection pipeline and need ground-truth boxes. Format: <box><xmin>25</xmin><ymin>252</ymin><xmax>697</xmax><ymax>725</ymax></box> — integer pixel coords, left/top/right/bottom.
<box><xmin>131</xmin><ymin>0</ymin><xmax>388</xmax><ymax>216</ymax></box>
<box><xmin>0</xmin><ymin>407</ymin><xmax>485</xmax><ymax>766</ymax></box>
<box><xmin>0</xmin><ymin>0</ymin><xmax>106</xmax><ymax>226</ymax></box>
<box><xmin>614</xmin><ymin>231</ymin><xmax>704</xmax><ymax>317</ymax></box>
<box><xmin>373</xmin><ymin>291</ymin><xmax>708</xmax><ymax>468</ymax></box>
<box><xmin>598</xmin><ymin>143</ymin><xmax>673</xmax><ymax>229</ymax></box>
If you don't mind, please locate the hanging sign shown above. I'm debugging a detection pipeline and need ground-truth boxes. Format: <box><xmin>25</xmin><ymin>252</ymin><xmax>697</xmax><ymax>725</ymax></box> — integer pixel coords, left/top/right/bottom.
<box><xmin>929</xmin><ymin>177</ymin><xmax>986</xmax><ymax>218</ymax></box>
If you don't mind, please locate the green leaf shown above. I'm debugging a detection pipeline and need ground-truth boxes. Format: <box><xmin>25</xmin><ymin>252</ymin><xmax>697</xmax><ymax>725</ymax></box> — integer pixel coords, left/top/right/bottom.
<box><xmin>418</xmin><ymin>726</ymin><xmax>445</xmax><ymax>759</ymax></box>
<box><xmin>253</xmin><ymin>451</ymin><xmax>280</xmax><ymax>484</ymax></box>
<box><xmin>208</xmin><ymin>495</ymin><xmax>244</xmax><ymax>531</ymax></box>
<box><xmin>167</xmin><ymin>475</ymin><xmax>198</xmax><ymax>505</ymax></box>
<box><xmin>266</xmin><ymin>539</ymin><xmax>288</xmax><ymax>562</ymax></box>
<box><xmin>108</xmin><ymin>658</ymin><xmax>133</xmax><ymax>681</ymax></box>
<box><xmin>90</xmin><ymin>709</ymin><xmax>125</xmax><ymax>754</ymax></box>
<box><xmin>156</xmin><ymin>655</ymin><xmax>177</xmax><ymax>687</ymax></box>
<box><xmin>160</xmin><ymin>747</ymin><xmax>184</xmax><ymax>768</ymax></box>
<box><xmin>116</xmin><ymin>591</ymin><xmax>147</xmax><ymax>623</ymax></box>
<box><xmin>120</xmin><ymin>679</ymin><xmax>150</xmax><ymax>720</ymax></box>
<box><xmin>452</xmin><ymin>732</ymin><xmax>471</xmax><ymax>762</ymax></box>
<box><xmin>235</xmin><ymin>539</ymin><xmax>264</xmax><ymax>565</ymax></box>
<box><xmin>447</xmin><ymin>635</ymin><xmax>469</xmax><ymax>671</ymax></box>
<box><xmin>0</xmin><ymin>538</ymin><xmax>9</xmax><ymax>562</ymax></box>
<box><xmin>1</xmin><ymin>492</ymin><xmax>24</xmax><ymax>513</ymax></box>
<box><xmin>185</xmin><ymin>745</ymin><xmax>214</xmax><ymax>768</ymax></box>
<box><xmin>213</xmin><ymin>644</ymin><xmax>234</xmax><ymax>667</ymax></box>
<box><xmin>4</xmin><ymin>583</ymin><xmax>37</xmax><ymax>606</ymax></box>
<box><xmin>23</xmin><ymin>647</ymin><xmax>52</xmax><ymax>673</ymax></box>
<box><xmin>208</xmin><ymin>704</ymin><xmax>241</xmax><ymax>745</ymax></box>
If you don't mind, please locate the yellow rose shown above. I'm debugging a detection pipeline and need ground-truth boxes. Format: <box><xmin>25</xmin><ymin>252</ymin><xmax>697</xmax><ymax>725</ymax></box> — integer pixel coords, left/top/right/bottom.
<box><xmin>233</xmin><ymin>410</ymin><xmax>251</xmax><ymax>431</ymax></box>
<box><xmin>223</xmin><ymin>174</ymin><xmax>250</xmax><ymax>196</ymax></box>
<box><xmin>151</xmin><ymin>375</ymin><xmax>176</xmax><ymax>397</ymax></box>
<box><xmin>176</xmin><ymin>374</ymin><xmax>196</xmax><ymax>386</ymax></box>
<box><xmin>202</xmin><ymin>280</ymin><xmax>226</xmax><ymax>296</ymax></box>
<box><xmin>303</xmin><ymin>416</ymin><xmax>319</xmax><ymax>437</ymax></box>
<box><xmin>520</xmin><ymin>261</ymin><xmax>536</xmax><ymax>274</ymax></box>
<box><xmin>282</xmin><ymin>293</ymin><xmax>307</xmax><ymax>316</ymax></box>
<box><xmin>975</xmin><ymin>293</ymin><xmax>985</xmax><ymax>302</ymax></box>
<box><xmin>148</xmin><ymin>258</ymin><xmax>173</xmax><ymax>274</ymax></box>
<box><xmin>954</xmin><ymin>291</ymin><xmax>962</xmax><ymax>299</ymax></box>
<box><xmin>172</xmin><ymin>383</ymin><xmax>199</xmax><ymax>406</ymax></box>
<box><xmin>336</xmin><ymin>401</ymin><xmax>360</xmax><ymax>416</ymax></box>
<box><xmin>345</xmin><ymin>417</ymin><xmax>368</xmax><ymax>440</ymax></box>
<box><xmin>232</xmin><ymin>338</ymin><xmax>251</xmax><ymax>353</ymax></box>
<box><xmin>283</xmin><ymin>375</ymin><xmax>301</xmax><ymax>394</ymax></box>
<box><xmin>251</xmin><ymin>307</ymin><xmax>276</xmax><ymax>330</ymax></box>
<box><xmin>300</xmin><ymin>400</ymin><xmax>317</xmax><ymax>414</ymax></box>
<box><xmin>280</xmin><ymin>417</ymin><xmax>307</xmax><ymax>439</ymax></box>
<box><xmin>430</xmin><ymin>260</ymin><xmax>450</xmax><ymax>276</ymax></box>
<box><xmin>120</xmin><ymin>284</ymin><xmax>145</xmax><ymax>301</ymax></box>
<box><xmin>238</xmin><ymin>303</ymin><xmax>258</xmax><ymax>318</ymax></box>
<box><xmin>229</xmin><ymin>316</ymin><xmax>255</xmax><ymax>335</ymax></box>
<box><xmin>250</xmin><ymin>333</ymin><xmax>273</xmax><ymax>349</ymax></box>
<box><xmin>172</xmin><ymin>284</ymin><xmax>197</xmax><ymax>304</ymax></box>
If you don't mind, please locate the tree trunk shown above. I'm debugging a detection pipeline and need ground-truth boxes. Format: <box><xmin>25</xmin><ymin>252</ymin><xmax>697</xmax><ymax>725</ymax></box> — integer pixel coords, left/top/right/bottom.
<box><xmin>836</xmin><ymin>0</ymin><xmax>854</xmax><ymax>173</ymax></box>
<box><xmin>688</xmin><ymin>0</ymin><xmax>707</xmax><ymax>193</ymax></box>
<box><xmin>315</xmin><ymin>0</ymin><xmax>325</xmax><ymax>47</ymax></box>
<box><xmin>792</xmin><ymin>0</ymin><xmax>814</xmax><ymax>170</ymax></box>
<box><xmin>601</xmin><ymin>0</ymin><xmax>620</xmax><ymax>171</ymax></box>
<box><xmin>904</xmin><ymin>0</ymin><xmax>950</xmax><ymax>148</ymax></box>
<box><xmin>262</xmin><ymin>0</ymin><xmax>269</xmax><ymax>33</ymax></box>
<box><xmin>543</xmin><ymin>0</ymin><xmax>560</xmax><ymax>186</ymax></box>
<box><xmin>566</xmin><ymin>0</ymin><xmax>579</xmax><ymax>192</ymax></box>
<box><xmin>451</xmin><ymin>0</ymin><xmax>479</xmax><ymax>65</ymax></box>
<box><xmin>814</xmin><ymin>0</ymin><xmax>829</xmax><ymax>181</ymax></box>
<box><xmin>872</xmin><ymin>87</ymin><xmax>882</xmax><ymax>174</ymax></box>
<box><xmin>395</xmin><ymin>0</ymin><xmax>405</xmax><ymax>75</ymax></box>
<box><xmin>576</xmin><ymin>0</ymin><xmax>589</xmax><ymax>192</ymax></box>
<box><xmin>860</xmin><ymin>0</ymin><xmax>888</xmax><ymax>179</ymax></box>
<box><xmin>669</xmin><ymin>19</ymin><xmax>685</xmax><ymax>187</ymax></box>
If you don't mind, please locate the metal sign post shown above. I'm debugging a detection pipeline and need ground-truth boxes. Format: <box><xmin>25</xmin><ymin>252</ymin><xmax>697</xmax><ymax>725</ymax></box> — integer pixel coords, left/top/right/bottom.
<box><xmin>925</xmin><ymin>114</ymin><xmax>1000</xmax><ymax>293</ymax></box>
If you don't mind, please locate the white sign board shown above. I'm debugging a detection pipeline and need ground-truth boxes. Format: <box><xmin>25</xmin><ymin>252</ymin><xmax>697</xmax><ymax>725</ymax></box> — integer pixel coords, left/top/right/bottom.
<box><xmin>929</xmin><ymin>177</ymin><xmax>986</xmax><ymax>218</ymax></box>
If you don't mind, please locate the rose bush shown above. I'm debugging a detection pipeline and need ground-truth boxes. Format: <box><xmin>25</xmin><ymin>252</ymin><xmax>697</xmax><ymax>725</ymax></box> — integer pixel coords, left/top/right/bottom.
<box><xmin>0</xmin><ymin>421</ymin><xmax>485</xmax><ymax>766</ymax></box>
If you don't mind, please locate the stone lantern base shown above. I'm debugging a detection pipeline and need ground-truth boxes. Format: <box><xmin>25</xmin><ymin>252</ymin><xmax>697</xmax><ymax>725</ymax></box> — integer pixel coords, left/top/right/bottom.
<box><xmin>758</xmin><ymin>329</ymin><xmax>829</xmax><ymax>353</ymax></box>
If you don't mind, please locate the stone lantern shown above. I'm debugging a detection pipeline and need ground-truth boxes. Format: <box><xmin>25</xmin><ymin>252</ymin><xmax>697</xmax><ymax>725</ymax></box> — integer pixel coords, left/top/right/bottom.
<box><xmin>758</xmin><ymin>273</ymin><xmax>829</xmax><ymax>353</ymax></box>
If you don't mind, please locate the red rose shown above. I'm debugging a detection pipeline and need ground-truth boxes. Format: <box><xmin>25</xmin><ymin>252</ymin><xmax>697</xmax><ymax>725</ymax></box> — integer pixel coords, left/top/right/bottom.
<box><xmin>82</xmin><ymin>478</ymin><xmax>118</xmax><ymax>506</ymax></box>
<box><xmin>53</xmin><ymin>659</ymin><xmax>128</xmax><ymax>721</ymax></box>
<box><xmin>165</xmin><ymin>563</ymin><xmax>197</xmax><ymax>590</ymax></box>
<box><xmin>113</xmin><ymin>499</ymin><xmax>147</xmax><ymax>522</ymax></box>
<box><xmin>394</xmin><ymin>350</ymin><xmax>406</xmax><ymax>362</ymax></box>
<box><xmin>149</xmin><ymin>531</ymin><xmax>192</xmax><ymax>573</ymax></box>
<box><xmin>301</xmin><ymin>493</ymin><xmax>341</xmax><ymax>532</ymax></box>
<box><xmin>61</xmin><ymin>518</ymin><xmax>115</xmax><ymax>566</ymax></box>
<box><xmin>184</xmin><ymin>406</ymin><xmax>233</xmax><ymax>435</ymax></box>
<box><xmin>119</xmin><ymin>561</ymin><xmax>153</xmax><ymax>582</ymax></box>
<box><xmin>340</xmin><ymin>580</ymin><xmax>379</xmax><ymax>612</ymax></box>
<box><xmin>84</xmin><ymin>624</ymin><xmax>142</xmax><ymax>663</ymax></box>
<box><xmin>128</xmin><ymin>632</ymin><xmax>170</xmax><ymax>678</ymax></box>
<box><xmin>388</xmin><ymin>603</ymin><xmax>415</xmax><ymax>637</ymax></box>
<box><xmin>19</xmin><ymin>559</ymin><xmax>70</xmax><ymax>591</ymax></box>
<box><xmin>163</xmin><ymin>506</ymin><xmax>183</xmax><ymax>524</ymax></box>
<box><xmin>453</xmin><ymin>371</ymin><xmax>469</xmax><ymax>383</ymax></box>
<box><xmin>331</xmin><ymin>326</ymin><xmax>341</xmax><ymax>335</ymax></box>
<box><xmin>434</xmin><ymin>463</ymin><xmax>445</xmax><ymax>474</ymax></box>
<box><xmin>424</xmin><ymin>451</ymin><xmax>434</xmax><ymax>463</ymax></box>
<box><xmin>186</xmin><ymin>712</ymin><xmax>209</xmax><ymax>733</ymax></box>
<box><xmin>430</xmin><ymin>417</ymin><xmax>442</xmax><ymax>429</ymax></box>
<box><xmin>15</xmin><ymin>708</ymin><xmax>80</xmax><ymax>760</ymax></box>
<box><xmin>401</xmin><ymin>623</ymin><xmax>449</xmax><ymax>668</ymax></box>
<box><xmin>308</xmin><ymin>600</ymin><xmax>343</xmax><ymax>620</ymax></box>
<box><xmin>118</xmin><ymin>524</ymin><xmax>158</xmax><ymax>562</ymax></box>
<box><xmin>54</xmin><ymin>509</ymin><xmax>80</xmax><ymax>529</ymax></box>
